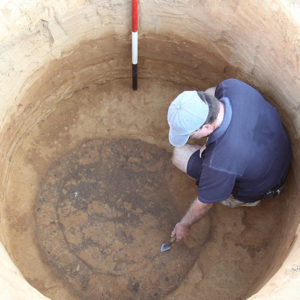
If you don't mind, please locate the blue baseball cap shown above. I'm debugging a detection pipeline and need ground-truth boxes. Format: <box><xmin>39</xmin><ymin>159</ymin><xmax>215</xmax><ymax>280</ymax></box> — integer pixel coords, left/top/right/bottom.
<box><xmin>167</xmin><ymin>91</ymin><xmax>209</xmax><ymax>147</ymax></box>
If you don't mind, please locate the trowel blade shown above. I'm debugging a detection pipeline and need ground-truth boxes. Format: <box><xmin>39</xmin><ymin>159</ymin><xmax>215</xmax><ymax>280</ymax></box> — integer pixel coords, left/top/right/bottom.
<box><xmin>160</xmin><ymin>236</ymin><xmax>176</xmax><ymax>253</ymax></box>
<box><xmin>160</xmin><ymin>243</ymin><xmax>172</xmax><ymax>252</ymax></box>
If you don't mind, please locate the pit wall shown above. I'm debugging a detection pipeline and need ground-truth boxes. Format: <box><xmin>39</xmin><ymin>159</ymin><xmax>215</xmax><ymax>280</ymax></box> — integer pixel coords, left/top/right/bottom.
<box><xmin>0</xmin><ymin>0</ymin><xmax>299</xmax><ymax>299</ymax></box>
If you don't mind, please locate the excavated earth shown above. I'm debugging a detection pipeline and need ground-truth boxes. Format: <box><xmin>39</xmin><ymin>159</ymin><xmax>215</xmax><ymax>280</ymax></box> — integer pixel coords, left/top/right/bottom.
<box><xmin>2</xmin><ymin>78</ymin><xmax>292</xmax><ymax>300</ymax></box>
<box><xmin>0</xmin><ymin>1</ymin><xmax>299</xmax><ymax>300</ymax></box>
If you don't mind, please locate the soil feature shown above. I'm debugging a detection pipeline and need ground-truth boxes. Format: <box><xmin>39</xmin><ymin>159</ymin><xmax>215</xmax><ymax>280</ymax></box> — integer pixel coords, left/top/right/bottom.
<box><xmin>35</xmin><ymin>138</ymin><xmax>205</xmax><ymax>299</ymax></box>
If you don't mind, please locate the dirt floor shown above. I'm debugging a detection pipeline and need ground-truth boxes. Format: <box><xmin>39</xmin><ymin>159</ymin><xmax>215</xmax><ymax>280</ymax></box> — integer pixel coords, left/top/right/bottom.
<box><xmin>2</xmin><ymin>78</ymin><xmax>286</xmax><ymax>300</ymax></box>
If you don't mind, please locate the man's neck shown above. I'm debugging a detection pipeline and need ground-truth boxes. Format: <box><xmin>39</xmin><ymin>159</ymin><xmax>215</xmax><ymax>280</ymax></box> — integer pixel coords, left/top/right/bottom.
<box><xmin>213</xmin><ymin>102</ymin><xmax>225</xmax><ymax>130</ymax></box>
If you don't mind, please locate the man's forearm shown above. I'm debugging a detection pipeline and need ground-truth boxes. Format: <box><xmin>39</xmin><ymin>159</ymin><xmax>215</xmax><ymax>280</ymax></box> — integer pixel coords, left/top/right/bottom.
<box><xmin>172</xmin><ymin>197</ymin><xmax>213</xmax><ymax>241</ymax></box>
<box><xmin>180</xmin><ymin>197</ymin><xmax>213</xmax><ymax>227</ymax></box>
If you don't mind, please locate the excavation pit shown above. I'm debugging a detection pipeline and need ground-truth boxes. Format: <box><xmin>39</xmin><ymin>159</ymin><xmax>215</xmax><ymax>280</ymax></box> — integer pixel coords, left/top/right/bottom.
<box><xmin>0</xmin><ymin>1</ymin><xmax>299</xmax><ymax>300</ymax></box>
<box><xmin>1</xmin><ymin>77</ymin><xmax>294</xmax><ymax>300</ymax></box>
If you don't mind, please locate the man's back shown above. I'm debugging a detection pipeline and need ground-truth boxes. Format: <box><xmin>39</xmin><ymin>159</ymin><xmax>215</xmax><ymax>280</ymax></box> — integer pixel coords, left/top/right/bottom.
<box><xmin>206</xmin><ymin>79</ymin><xmax>292</xmax><ymax>201</ymax></box>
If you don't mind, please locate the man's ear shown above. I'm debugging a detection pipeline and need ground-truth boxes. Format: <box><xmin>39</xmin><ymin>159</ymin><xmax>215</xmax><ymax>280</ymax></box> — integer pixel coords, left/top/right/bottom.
<box><xmin>203</xmin><ymin>124</ymin><xmax>214</xmax><ymax>134</ymax></box>
<box><xmin>203</xmin><ymin>124</ymin><xmax>212</xmax><ymax>130</ymax></box>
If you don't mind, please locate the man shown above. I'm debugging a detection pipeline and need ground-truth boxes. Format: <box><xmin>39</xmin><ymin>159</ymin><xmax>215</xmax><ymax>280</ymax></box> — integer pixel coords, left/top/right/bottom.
<box><xmin>167</xmin><ymin>78</ymin><xmax>292</xmax><ymax>242</ymax></box>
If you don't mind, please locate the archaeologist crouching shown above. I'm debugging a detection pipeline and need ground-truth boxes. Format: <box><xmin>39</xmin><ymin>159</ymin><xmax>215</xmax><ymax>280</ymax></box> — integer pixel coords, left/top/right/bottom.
<box><xmin>167</xmin><ymin>78</ymin><xmax>292</xmax><ymax>241</ymax></box>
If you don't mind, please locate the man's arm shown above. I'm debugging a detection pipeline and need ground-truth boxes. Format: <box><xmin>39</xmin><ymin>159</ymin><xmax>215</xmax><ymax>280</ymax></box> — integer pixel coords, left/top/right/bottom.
<box><xmin>171</xmin><ymin>198</ymin><xmax>213</xmax><ymax>241</ymax></box>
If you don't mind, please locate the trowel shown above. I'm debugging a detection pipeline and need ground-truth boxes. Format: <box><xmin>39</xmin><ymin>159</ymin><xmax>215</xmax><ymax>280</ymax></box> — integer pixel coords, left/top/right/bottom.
<box><xmin>160</xmin><ymin>236</ymin><xmax>176</xmax><ymax>253</ymax></box>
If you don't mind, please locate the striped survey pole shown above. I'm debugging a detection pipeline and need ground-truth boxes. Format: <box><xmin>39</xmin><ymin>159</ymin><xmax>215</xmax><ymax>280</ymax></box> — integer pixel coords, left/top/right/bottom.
<box><xmin>132</xmin><ymin>0</ymin><xmax>138</xmax><ymax>90</ymax></box>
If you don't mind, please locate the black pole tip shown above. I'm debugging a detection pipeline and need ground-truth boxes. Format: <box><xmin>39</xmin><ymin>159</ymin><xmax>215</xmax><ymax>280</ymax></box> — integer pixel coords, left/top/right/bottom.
<box><xmin>132</xmin><ymin>64</ymin><xmax>138</xmax><ymax>91</ymax></box>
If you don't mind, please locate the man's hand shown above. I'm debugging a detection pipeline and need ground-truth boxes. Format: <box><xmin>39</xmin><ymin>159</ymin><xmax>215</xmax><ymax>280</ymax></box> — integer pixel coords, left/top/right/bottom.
<box><xmin>171</xmin><ymin>222</ymin><xmax>190</xmax><ymax>242</ymax></box>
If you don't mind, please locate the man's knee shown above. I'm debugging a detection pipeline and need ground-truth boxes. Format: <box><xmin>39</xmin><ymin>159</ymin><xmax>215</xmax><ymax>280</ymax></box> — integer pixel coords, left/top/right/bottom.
<box><xmin>171</xmin><ymin>144</ymin><xmax>201</xmax><ymax>173</ymax></box>
<box><xmin>171</xmin><ymin>147</ymin><xmax>186</xmax><ymax>173</ymax></box>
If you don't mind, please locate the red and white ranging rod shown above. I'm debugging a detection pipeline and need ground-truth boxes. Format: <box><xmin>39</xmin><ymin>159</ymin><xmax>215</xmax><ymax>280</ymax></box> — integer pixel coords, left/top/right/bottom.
<box><xmin>132</xmin><ymin>0</ymin><xmax>138</xmax><ymax>90</ymax></box>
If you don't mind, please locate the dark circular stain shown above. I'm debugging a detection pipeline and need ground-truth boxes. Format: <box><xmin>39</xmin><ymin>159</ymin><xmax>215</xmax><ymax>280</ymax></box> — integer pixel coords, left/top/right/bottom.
<box><xmin>35</xmin><ymin>138</ymin><xmax>204</xmax><ymax>299</ymax></box>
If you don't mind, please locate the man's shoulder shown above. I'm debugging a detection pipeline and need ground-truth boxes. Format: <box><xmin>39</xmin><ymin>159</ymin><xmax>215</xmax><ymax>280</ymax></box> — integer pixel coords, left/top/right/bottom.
<box><xmin>217</xmin><ymin>78</ymin><xmax>249</xmax><ymax>89</ymax></box>
<box><xmin>216</xmin><ymin>78</ymin><xmax>258</xmax><ymax>100</ymax></box>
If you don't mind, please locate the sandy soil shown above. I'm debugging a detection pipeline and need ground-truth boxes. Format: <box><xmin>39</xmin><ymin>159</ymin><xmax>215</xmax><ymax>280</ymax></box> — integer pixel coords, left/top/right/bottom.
<box><xmin>0</xmin><ymin>78</ymin><xmax>287</xmax><ymax>300</ymax></box>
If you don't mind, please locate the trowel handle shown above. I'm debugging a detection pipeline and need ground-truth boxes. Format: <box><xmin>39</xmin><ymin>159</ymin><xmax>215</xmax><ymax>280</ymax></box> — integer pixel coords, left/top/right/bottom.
<box><xmin>169</xmin><ymin>236</ymin><xmax>176</xmax><ymax>244</ymax></box>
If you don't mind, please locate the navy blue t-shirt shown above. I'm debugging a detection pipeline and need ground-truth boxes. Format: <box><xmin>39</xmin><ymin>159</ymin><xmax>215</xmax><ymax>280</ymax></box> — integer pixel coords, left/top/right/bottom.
<box><xmin>197</xmin><ymin>78</ymin><xmax>292</xmax><ymax>203</ymax></box>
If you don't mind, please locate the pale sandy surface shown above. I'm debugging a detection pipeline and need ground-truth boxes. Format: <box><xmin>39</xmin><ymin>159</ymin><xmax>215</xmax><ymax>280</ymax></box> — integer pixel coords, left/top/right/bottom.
<box><xmin>0</xmin><ymin>1</ymin><xmax>299</xmax><ymax>300</ymax></box>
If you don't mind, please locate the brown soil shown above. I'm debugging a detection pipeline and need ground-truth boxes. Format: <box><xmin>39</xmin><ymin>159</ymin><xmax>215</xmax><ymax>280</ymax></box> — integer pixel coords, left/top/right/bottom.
<box><xmin>2</xmin><ymin>78</ymin><xmax>285</xmax><ymax>300</ymax></box>
<box><xmin>35</xmin><ymin>138</ymin><xmax>206</xmax><ymax>299</ymax></box>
